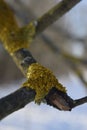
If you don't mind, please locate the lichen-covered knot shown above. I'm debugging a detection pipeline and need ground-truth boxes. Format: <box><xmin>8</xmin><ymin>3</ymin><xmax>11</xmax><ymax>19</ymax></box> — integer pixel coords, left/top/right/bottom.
<box><xmin>23</xmin><ymin>63</ymin><xmax>66</xmax><ymax>104</ymax></box>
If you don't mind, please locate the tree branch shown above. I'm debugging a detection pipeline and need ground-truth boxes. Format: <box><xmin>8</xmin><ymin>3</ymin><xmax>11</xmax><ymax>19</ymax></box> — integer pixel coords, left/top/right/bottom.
<box><xmin>0</xmin><ymin>0</ymin><xmax>83</xmax><ymax>121</ymax></box>
<box><xmin>35</xmin><ymin>0</ymin><xmax>81</xmax><ymax>35</ymax></box>
<box><xmin>22</xmin><ymin>0</ymin><xmax>81</xmax><ymax>37</ymax></box>
<box><xmin>0</xmin><ymin>87</ymin><xmax>87</xmax><ymax>120</ymax></box>
<box><xmin>0</xmin><ymin>87</ymin><xmax>36</xmax><ymax>120</ymax></box>
<box><xmin>72</xmin><ymin>96</ymin><xmax>87</xmax><ymax>108</ymax></box>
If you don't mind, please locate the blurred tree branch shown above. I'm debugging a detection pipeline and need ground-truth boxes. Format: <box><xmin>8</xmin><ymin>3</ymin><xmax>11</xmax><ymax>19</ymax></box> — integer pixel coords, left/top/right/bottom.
<box><xmin>42</xmin><ymin>34</ymin><xmax>87</xmax><ymax>87</ymax></box>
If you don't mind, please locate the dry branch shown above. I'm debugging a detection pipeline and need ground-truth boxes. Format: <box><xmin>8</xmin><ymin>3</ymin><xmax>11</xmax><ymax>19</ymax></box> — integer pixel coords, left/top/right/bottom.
<box><xmin>0</xmin><ymin>86</ymin><xmax>87</xmax><ymax>120</ymax></box>
<box><xmin>0</xmin><ymin>0</ymin><xmax>83</xmax><ymax>121</ymax></box>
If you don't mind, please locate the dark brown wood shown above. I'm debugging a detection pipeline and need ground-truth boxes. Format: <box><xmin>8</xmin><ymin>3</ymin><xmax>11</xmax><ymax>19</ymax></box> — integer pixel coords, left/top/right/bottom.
<box><xmin>0</xmin><ymin>87</ymin><xmax>36</xmax><ymax>120</ymax></box>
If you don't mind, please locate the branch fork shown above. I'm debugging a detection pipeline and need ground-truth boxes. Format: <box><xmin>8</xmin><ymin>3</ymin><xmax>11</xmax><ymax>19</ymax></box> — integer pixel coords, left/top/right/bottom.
<box><xmin>0</xmin><ymin>0</ymin><xmax>85</xmax><ymax>121</ymax></box>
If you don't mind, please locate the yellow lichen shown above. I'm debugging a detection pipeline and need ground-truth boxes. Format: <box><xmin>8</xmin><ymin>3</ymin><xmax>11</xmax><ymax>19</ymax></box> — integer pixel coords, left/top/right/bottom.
<box><xmin>23</xmin><ymin>63</ymin><xmax>66</xmax><ymax>104</ymax></box>
<box><xmin>0</xmin><ymin>0</ymin><xmax>66</xmax><ymax>104</ymax></box>
<box><xmin>0</xmin><ymin>22</ymin><xmax>36</xmax><ymax>55</ymax></box>
<box><xmin>0</xmin><ymin>0</ymin><xmax>36</xmax><ymax>55</ymax></box>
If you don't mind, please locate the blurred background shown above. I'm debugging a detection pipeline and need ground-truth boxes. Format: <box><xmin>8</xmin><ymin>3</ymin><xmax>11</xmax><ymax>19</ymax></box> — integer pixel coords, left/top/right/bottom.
<box><xmin>0</xmin><ymin>0</ymin><xmax>87</xmax><ymax>130</ymax></box>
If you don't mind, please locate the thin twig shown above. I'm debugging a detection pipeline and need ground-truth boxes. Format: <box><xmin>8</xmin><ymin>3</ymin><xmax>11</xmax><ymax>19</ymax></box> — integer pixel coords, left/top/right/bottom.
<box><xmin>72</xmin><ymin>96</ymin><xmax>87</xmax><ymax>108</ymax></box>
